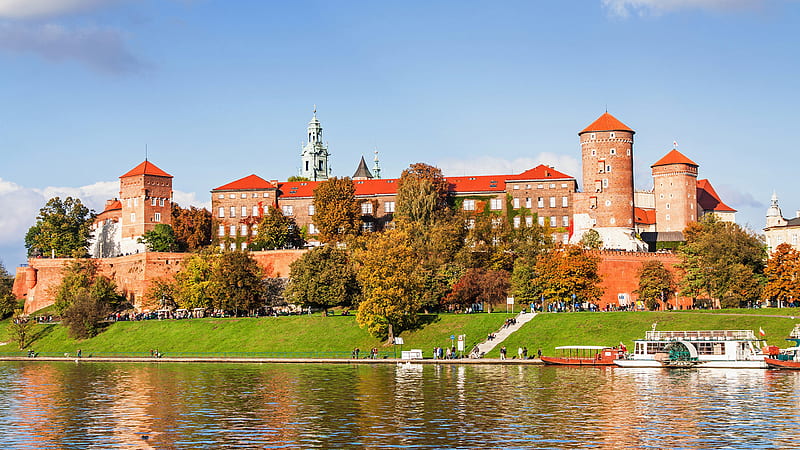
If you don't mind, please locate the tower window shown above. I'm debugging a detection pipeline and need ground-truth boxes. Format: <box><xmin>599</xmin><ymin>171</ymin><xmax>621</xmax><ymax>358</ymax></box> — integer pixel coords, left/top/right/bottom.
<box><xmin>610</xmin><ymin>148</ymin><xmax>617</xmax><ymax>155</ymax></box>
<box><xmin>218</xmin><ymin>207</ymin><xmax>224</xmax><ymax>218</ymax></box>
<box><xmin>610</xmin><ymin>132</ymin><xmax>616</xmax><ymax>139</ymax></box>
<box><xmin>151</xmin><ymin>198</ymin><xmax>157</xmax><ymax>206</ymax></box>
<box><xmin>627</xmin><ymin>149</ymin><xmax>631</xmax><ymax>156</ymax></box>
<box><xmin>591</xmin><ymin>149</ymin><xmax>596</xmax><ymax>156</ymax></box>
<box><xmin>319</xmin><ymin>161</ymin><xmax>323</xmax><ymax>171</ymax></box>
<box><xmin>590</xmin><ymin>133</ymin><xmax>596</xmax><ymax>140</ymax></box>
<box><xmin>305</xmin><ymin>161</ymin><xmax>309</xmax><ymax>171</ymax></box>
<box><xmin>154</xmin><ymin>212</ymin><xmax>161</xmax><ymax>222</ymax></box>
<box><xmin>159</xmin><ymin>198</ymin><xmax>165</xmax><ymax>207</ymax></box>
<box><xmin>606</xmin><ymin>165</ymin><xmax>611</xmax><ymax>173</ymax></box>
<box><xmin>602</xmin><ymin>179</ymin><xmax>609</xmax><ymax>188</ymax></box>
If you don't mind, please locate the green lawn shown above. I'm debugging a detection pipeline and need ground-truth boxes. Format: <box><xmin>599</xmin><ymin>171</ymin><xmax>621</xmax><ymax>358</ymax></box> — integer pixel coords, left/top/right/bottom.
<box><xmin>0</xmin><ymin>312</ymin><xmax>515</xmax><ymax>357</ymax></box>
<box><xmin>493</xmin><ymin>310</ymin><xmax>798</xmax><ymax>358</ymax></box>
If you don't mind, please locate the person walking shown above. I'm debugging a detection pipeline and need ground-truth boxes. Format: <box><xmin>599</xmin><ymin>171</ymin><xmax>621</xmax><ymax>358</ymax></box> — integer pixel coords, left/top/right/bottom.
<box><xmin>500</xmin><ymin>346</ymin><xmax>507</xmax><ymax>360</ymax></box>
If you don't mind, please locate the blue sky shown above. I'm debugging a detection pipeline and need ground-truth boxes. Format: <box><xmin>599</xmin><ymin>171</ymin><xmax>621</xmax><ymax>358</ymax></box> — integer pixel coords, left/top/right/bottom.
<box><xmin>1</xmin><ymin>0</ymin><xmax>798</xmax><ymax>270</ymax></box>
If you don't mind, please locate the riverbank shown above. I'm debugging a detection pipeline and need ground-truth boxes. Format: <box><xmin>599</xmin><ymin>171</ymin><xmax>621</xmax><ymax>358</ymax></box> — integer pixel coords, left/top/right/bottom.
<box><xmin>0</xmin><ymin>355</ymin><xmax>546</xmax><ymax>365</ymax></box>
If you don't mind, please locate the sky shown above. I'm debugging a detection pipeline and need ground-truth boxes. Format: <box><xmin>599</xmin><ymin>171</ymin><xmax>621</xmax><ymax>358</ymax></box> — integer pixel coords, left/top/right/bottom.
<box><xmin>1</xmin><ymin>0</ymin><xmax>799</xmax><ymax>271</ymax></box>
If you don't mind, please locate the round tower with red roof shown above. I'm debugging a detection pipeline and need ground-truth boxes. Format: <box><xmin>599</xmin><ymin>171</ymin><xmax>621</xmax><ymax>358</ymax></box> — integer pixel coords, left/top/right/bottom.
<box><xmin>651</xmin><ymin>148</ymin><xmax>698</xmax><ymax>233</ymax></box>
<box><xmin>578</xmin><ymin>112</ymin><xmax>635</xmax><ymax>230</ymax></box>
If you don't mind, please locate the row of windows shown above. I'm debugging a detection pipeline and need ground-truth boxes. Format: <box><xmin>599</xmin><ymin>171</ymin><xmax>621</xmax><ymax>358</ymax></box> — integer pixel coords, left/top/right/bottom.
<box><xmin>125</xmin><ymin>212</ymin><xmax>161</xmax><ymax>223</ymax></box>
<box><xmin>217</xmin><ymin>192</ymin><xmax>271</xmax><ymax>199</ymax></box>
<box><xmin>463</xmin><ymin>197</ymin><xmax>569</xmax><ymax>211</ymax></box>
<box><xmin>279</xmin><ymin>202</ymin><xmax>396</xmax><ymax>217</ymax></box>
<box><xmin>511</xmin><ymin>183</ymin><xmax>569</xmax><ymax>190</ymax></box>
<box><xmin>125</xmin><ymin>197</ymin><xmax>168</xmax><ymax>208</ymax></box>
<box><xmin>590</xmin><ymin>148</ymin><xmax>631</xmax><ymax>157</ymax></box>
<box><xmin>219</xmin><ymin>224</ymin><xmax>259</xmax><ymax>237</ymax></box>
<box><xmin>219</xmin><ymin>206</ymin><xmax>263</xmax><ymax>218</ymax></box>
<box><xmin>465</xmin><ymin>216</ymin><xmax>570</xmax><ymax>229</ymax></box>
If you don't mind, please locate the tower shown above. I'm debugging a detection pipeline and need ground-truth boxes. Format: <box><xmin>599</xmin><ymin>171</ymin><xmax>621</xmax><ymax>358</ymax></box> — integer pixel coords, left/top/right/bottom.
<box><xmin>299</xmin><ymin>107</ymin><xmax>330</xmax><ymax>181</ymax></box>
<box><xmin>651</xmin><ymin>148</ymin><xmax>698</xmax><ymax>233</ymax></box>
<box><xmin>578</xmin><ymin>112</ymin><xmax>635</xmax><ymax>229</ymax></box>
<box><xmin>119</xmin><ymin>160</ymin><xmax>173</xmax><ymax>253</ymax></box>
<box><xmin>766</xmin><ymin>192</ymin><xmax>786</xmax><ymax>228</ymax></box>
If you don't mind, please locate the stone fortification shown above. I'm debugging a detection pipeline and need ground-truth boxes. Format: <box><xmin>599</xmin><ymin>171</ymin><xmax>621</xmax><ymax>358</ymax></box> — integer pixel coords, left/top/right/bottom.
<box><xmin>14</xmin><ymin>250</ymin><xmax>307</xmax><ymax>314</ymax></box>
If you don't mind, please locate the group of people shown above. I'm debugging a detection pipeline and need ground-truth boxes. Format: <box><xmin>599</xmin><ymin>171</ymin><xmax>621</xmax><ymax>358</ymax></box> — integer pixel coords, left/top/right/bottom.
<box><xmin>351</xmin><ymin>348</ymin><xmax>381</xmax><ymax>359</ymax></box>
<box><xmin>432</xmin><ymin>346</ymin><xmax>459</xmax><ymax>360</ymax></box>
<box><xmin>499</xmin><ymin>346</ymin><xmax>538</xmax><ymax>360</ymax></box>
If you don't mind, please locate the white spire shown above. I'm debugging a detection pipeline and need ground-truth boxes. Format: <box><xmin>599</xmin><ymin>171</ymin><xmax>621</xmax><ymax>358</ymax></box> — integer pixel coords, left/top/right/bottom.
<box><xmin>300</xmin><ymin>106</ymin><xmax>329</xmax><ymax>181</ymax></box>
<box><xmin>373</xmin><ymin>149</ymin><xmax>381</xmax><ymax>179</ymax></box>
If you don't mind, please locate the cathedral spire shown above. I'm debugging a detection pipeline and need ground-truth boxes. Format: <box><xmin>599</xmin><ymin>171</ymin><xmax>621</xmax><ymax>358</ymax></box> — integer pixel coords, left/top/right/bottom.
<box><xmin>373</xmin><ymin>149</ymin><xmax>381</xmax><ymax>179</ymax></box>
<box><xmin>299</xmin><ymin>106</ymin><xmax>329</xmax><ymax>181</ymax></box>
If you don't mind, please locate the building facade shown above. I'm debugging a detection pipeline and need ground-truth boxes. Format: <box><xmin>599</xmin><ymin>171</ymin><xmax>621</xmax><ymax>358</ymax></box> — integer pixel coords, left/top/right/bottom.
<box><xmin>765</xmin><ymin>192</ymin><xmax>800</xmax><ymax>254</ymax></box>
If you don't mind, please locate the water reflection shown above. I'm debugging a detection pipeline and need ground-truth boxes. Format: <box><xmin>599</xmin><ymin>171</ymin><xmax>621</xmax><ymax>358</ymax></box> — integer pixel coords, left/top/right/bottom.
<box><xmin>0</xmin><ymin>362</ymin><xmax>797</xmax><ymax>448</ymax></box>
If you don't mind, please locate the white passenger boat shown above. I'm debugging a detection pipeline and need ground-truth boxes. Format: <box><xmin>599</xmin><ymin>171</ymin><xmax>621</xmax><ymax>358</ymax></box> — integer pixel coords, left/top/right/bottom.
<box><xmin>614</xmin><ymin>329</ymin><xmax>768</xmax><ymax>369</ymax></box>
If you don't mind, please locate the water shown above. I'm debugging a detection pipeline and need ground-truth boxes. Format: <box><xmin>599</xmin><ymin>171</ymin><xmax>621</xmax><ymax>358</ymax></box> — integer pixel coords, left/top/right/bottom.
<box><xmin>0</xmin><ymin>362</ymin><xmax>797</xmax><ymax>448</ymax></box>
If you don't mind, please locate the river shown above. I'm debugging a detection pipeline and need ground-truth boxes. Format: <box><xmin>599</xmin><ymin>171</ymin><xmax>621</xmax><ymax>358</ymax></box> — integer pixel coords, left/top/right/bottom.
<box><xmin>0</xmin><ymin>362</ymin><xmax>796</xmax><ymax>448</ymax></box>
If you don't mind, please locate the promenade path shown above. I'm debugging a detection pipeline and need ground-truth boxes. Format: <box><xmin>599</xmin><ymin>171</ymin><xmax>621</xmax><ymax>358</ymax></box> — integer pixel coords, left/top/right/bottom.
<box><xmin>472</xmin><ymin>311</ymin><xmax>537</xmax><ymax>357</ymax></box>
<box><xmin>0</xmin><ymin>356</ymin><xmax>544</xmax><ymax>365</ymax></box>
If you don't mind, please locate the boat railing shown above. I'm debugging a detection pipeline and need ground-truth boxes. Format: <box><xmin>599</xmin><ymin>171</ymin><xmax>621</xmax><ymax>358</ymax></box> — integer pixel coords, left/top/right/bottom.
<box><xmin>644</xmin><ymin>330</ymin><xmax>757</xmax><ymax>341</ymax></box>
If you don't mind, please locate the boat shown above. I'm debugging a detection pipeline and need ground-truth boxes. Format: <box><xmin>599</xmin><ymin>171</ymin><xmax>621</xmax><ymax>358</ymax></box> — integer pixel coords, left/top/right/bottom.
<box><xmin>765</xmin><ymin>324</ymin><xmax>800</xmax><ymax>369</ymax></box>
<box><xmin>614</xmin><ymin>328</ymin><xmax>769</xmax><ymax>369</ymax></box>
<box><xmin>541</xmin><ymin>345</ymin><xmax>626</xmax><ymax>366</ymax></box>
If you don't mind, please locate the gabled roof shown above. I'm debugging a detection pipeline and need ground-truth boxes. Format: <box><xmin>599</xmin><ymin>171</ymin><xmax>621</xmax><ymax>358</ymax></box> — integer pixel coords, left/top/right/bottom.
<box><xmin>446</xmin><ymin>175</ymin><xmax>506</xmax><ymax>194</ymax></box>
<box><xmin>277</xmin><ymin>181</ymin><xmax>320</xmax><ymax>198</ymax></box>
<box><xmin>579</xmin><ymin>112</ymin><xmax>634</xmax><ymax>134</ymax></box>
<box><xmin>652</xmin><ymin>149</ymin><xmax>698</xmax><ymax>168</ymax></box>
<box><xmin>352</xmin><ymin>156</ymin><xmax>373</xmax><ymax>179</ymax></box>
<box><xmin>634</xmin><ymin>207</ymin><xmax>656</xmax><ymax>225</ymax></box>
<box><xmin>507</xmin><ymin>164</ymin><xmax>574</xmax><ymax>181</ymax></box>
<box><xmin>697</xmin><ymin>179</ymin><xmax>736</xmax><ymax>213</ymax></box>
<box><xmin>120</xmin><ymin>160</ymin><xmax>172</xmax><ymax>178</ymax></box>
<box><xmin>103</xmin><ymin>200</ymin><xmax>122</xmax><ymax>212</ymax></box>
<box><xmin>213</xmin><ymin>174</ymin><xmax>276</xmax><ymax>191</ymax></box>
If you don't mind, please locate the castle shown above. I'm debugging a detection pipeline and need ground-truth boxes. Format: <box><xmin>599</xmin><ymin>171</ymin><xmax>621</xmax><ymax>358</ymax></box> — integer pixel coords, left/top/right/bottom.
<box><xmin>210</xmin><ymin>110</ymin><xmax>736</xmax><ymax>252</ymax></box>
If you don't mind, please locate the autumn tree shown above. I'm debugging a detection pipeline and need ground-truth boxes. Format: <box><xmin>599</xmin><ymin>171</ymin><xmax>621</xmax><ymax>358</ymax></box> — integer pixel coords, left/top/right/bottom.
<box><xmin>172</xmin><ymin>205</ymin><xmax>213</xmax><ymax>251</ymax></box>
<box><xmin>174</xmin><ymin>251</ymin><xmax>216</xmax><ymax>310</ymax></box>
<box><xmin>145</xmin><ymin>278</ymin><xmax>178</xmax><ymax>310</ymax></box>
<box><xmin>285</xmin><ymin>245</ymin><xmax>359</xmax><ymax>314</ymax></box>
<box><xmin>250</xmin><ymin>206</ymin><xmax>304</xmax><ymax>250</ymax></box>
<box><xmin>9</xmin><ymin>310</ymin><xmax>36</xmax><ymax>349</ymax></box>
<box><xmin>764</xmin><ymin>243</ymin><xmax>800</xmax><ymax>305</ymax></box>
<box><xmin>636</xmin><ymin>260</ymin><xmax>676</xmax><ymax>310</ymax></box>
<box><xmin>138</xmin><ymin>223</ymin><xmax>176</xmax><ymax>252</ymax></box>
<box><xmin>25</xmin><ymin>196</ymin><xmax>94</xmax><ymax>258</ymax></box>
<box><xmin>512</xmin><ymin>244</ymin><xmax>603</xmax><ymax>308</ymax></box>
<box><xmin>395</xmin><ymin>163</ymin><xmax>450</xmax><ymax>226</ymax></box>
<box><xmin>678</xmin><ymin>215</ymin><xmax>766</xmax><ymax>308</ymax></box>
<box><xmin>208</xmin><ymin>251</ymin><xmax>264</xmax><ymax>315</ymax></box>
<box><xmin>52</xmin><ymin>260</ymin><xmax>123</xmax><ymax>339</ymax></box>
<box><xmin>443</xmin><ymin>268</ymin><xmax>510</xmax><ymax>311</ymax></box>
<box><xmin>312</xmin><ymin>177</ymin><xmax>360</xmax><ymax>243</ymax></box>
<box><xmin>579</xmin><ymin>229</ymin><xmax>603</xmax><ymax>250</ymax></box>
<box><xmin>355</xmin><ymin>229</ymin><xmax>423</xmax><ymax>342</ymax></box>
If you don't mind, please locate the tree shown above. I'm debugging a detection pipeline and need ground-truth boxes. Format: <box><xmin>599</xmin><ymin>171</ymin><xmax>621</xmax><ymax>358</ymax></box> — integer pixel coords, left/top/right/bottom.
<box><xmin>765</xmin><ymin>243</ymin><xmax>800</xmax><ymax>306</ymax></box>
<box><xmin>138</xmin><ymin>224</ymin><xmax>176</xmax><ymax>252</ymax></box>
<box><xmin>263</xmin><ymin>277</ymin><xmax>288</xmax><ymax>308</ymax></box>
<box><xmin>355</xmin><ymin>230</ymin><xmax>423</xmax><ymax>342</ymax></box>
<box><xmin>678</xmin><ymin>215</ymin><xmax>766</xmax><ymax>308</ymax></box>
<box><xmin>174</xmin><ymin>251</ymin><xmax>217</xmax><ymax>310</ymax></box>
<box><xmin>287</xmin><ymin>176</ymin><xmax>310</xmax><ymax>182</ymax></box>
<box><xmin>444</xmin><ymin>268</ymin><xmax>510</xmax><ymax>311</ymax></box>
<box><xmin>62</xmin><ymin>292</ymin><xmax>110</xmax><ymax>339</ymax></box>
<box><xmin>312</xmin><ymin>177</ymin><xmax>360</xmax><ymax>243</ymax></box>
<box><xmin>208</xmin><ymin>251</ymin><xmax>265</xmax><ymax>315</ymax></box>
<box><xmin>250</xmin><ymin>206</ymin><xmax>304</xmax><ymax>250</ymax></box>
<box><xmin>395</xmin><ymin>163</ymin><xmax>450</xmax><ymax>226</ymax></box>
<box><xmin>25</xmin><ymin>196</ymin><xmax>94</xmax><ymax>258</ymax></box>
<box><xmin>172</xmin><ymin>205</ymin><xmax>213</xmax><ymax>251</ymax></box>
<box><xmin>9</xmin><ymin>310</ymin><xmax>36</xmax><ymax>349</ymax></box>
<box><xmin>514</xmin><ymin>245</ymin><xmax>603</xmax><ymax>308</ymax></box>
<box><xmin>52</xmin><ymin>259</ymin><xmax>123</xmax><ymax>338</ymax></box>
<box><xmin>285</xmin><ymin>245</ymin><xmax>359</xmax><ymax>314</ymax></box>
<box><xmin>145</xmin><ymin>278</ymin><xmax>178</xmax><ymax>310</ymax></box>
<box><xmin>579</xmin><ymin>229</ymin><xmax>603</xmax><ymax>250</ymax></box>
<box><xmin>635</xmin><ymin>260</ymin><xmax>676</xmax><ymax>310</ymax></box>
<box><xmin>0</xmin><ymin>261</ymin><xmax>18</xmax><ymax>319</ymax></box>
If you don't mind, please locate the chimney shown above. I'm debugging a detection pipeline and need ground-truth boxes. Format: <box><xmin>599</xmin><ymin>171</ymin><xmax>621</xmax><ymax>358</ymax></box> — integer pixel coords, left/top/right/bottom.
<box><xmin>796</xmin><ymin>210</ymin><xmax>800</xmax><ymax>218</ymax></box>
<box><xmin>270</xmin><ymin>180</ymin><xmax>278</xmax><ymax>186</ymax></box>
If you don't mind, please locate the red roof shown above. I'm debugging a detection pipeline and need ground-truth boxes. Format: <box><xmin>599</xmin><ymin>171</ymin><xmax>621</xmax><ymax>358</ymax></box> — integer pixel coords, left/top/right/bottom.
<box><xmin>213</xmin><ymin>174</ymin><xmax>276</xmax><ymax>191</ymax></box>
<box><xmin>103</xmin><ymin>200</ymin><xmax>122</xmax><ymax>213</ymax></box>
<box><xmin>652</xmin><ymin>149</ymin><xmax>698</xmax><ymax>168</ymax></box>
<box><xmin>580</xmin><ymin>112</ymin><xmax>634</xmax><ymax>134</ymax></box>
<box><xmin>277</xmin><ymin>180</ymin><xmax>321</xmax><ymax>198</ymax></box>
<box><xmin>634</xmin><ymin>207</ymin><xmax>656</xmax><ymax>225</ymax></box>
<box><xmin>697</xmin><ymin>179</ymin><xmax>736</xmax><ymax>213</ymax></box>
<box><xmin>120</xmin><ymin>160</ymin><xmax>172</xmax><ymax>178</ymax></box>
<box><xmin>507</xmin><ymin>164</ymin><xmax>574</xmax><ymax>181</ymax></box>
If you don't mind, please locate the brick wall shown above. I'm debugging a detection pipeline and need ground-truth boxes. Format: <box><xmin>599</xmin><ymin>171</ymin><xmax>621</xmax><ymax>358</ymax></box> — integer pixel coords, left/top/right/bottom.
<box><xmin>592</xmin><ymin>250</ymin><xmax>690</xmax><ymax>309</ymax></box>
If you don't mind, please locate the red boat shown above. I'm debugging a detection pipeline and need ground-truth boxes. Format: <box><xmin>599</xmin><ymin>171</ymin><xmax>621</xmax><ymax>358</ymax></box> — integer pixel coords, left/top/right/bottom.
<box><xmin>540</xmin><ymin>345</ymin><xmax>626</xmax><ymax>366</ymax></box>
<box><xmin>764</xmin><ymin>324</ymin><xmax>800</xmax><ymax>369</ymax></box>
<box><xmin>765</xmin><ymin>357</ymin><xmax>800</xmax><ymax>369</ymax></box>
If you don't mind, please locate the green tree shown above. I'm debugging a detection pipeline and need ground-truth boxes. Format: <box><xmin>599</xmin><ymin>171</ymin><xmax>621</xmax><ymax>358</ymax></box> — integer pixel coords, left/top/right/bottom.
<box><xmin>395</xmin><ymin>163</ymin><xmax>450</xmax><ymax>226</ymax></box>
<box><xmin>25</xmin><ymin>197</ymin><xmax>94</xmax><ymax>258</ymax></box>
<box><xmin>208</xmin><ymin>251</ymin><xmax>265</xmax><ymax>315</ymax></box>
<box><xmin>765</xmin><ymin>243</ymin><xmax>800</xmax><ymax>305</ymax></box>
<box><xmin>678</xmin><ymin>215</ymin><xmax>766</xmax><ymax>308</ymax></box>
<box><xmin>579</xmin><ymin>229</ymin><xmax>603</xmax><ymax>250</ymax></box>
<box><xmin>138</xmin><ymin>223</ymin><xmax>177</xmax><ymax>252</ymax></box>
<box><xmin>145</xmin><ymin>278</ymin><xmax>178</xmax><ymax>310</ymax></box>
<box><xmin>287</xmin><ymin>176</ymin><xmax>310</xmax><ymax>182</ymax></box>
<box><xmin>0</xmin><ymin>262</ymin><xmax>18</xmax><ymax>319</ymax></box>
<box><xmin>53</xmin><ymin>259</ymin><xmax>124</xmax><ymax>315</ymax></box>
<box><xmin>355</xmin><ymin>230</ymin><xmax>423</xmax><ymax>342</ymax></box>
<box><xmin>172</xmin><ymin>205</ymin><xmax>213</xmax><ymax>251</ymax></box>
<box><xmin>9</xmin><ymin>310</ymin><xmax>36</xmax><ymax>349</ymax></box>
<box><xmin>285</xmin><ymin>245</ymin><xmax>359</xmax><ymax>314</ymax></box>
<box><xmin>635</xmin><ymin>260</ymin><xmax>676</xmax><ymax>311</ymax></box>
<box><xmin>312</xmin><ymin>177</ymin><xmax>360</xmax><ymax>243</ymax></box>
<box><xmin>62</xmin><ymin>292</ymin><xmax>110</xmax><ymax>339</ymax></box>
<box><xmin>174</xmin><ymin>251</ymin><xmax>216</xmax><ymax>310</ymax></box>
<box><xmin>250</xmin><ymin>206</ymin><xmax>304</xmax><ymax>250</ymax></box>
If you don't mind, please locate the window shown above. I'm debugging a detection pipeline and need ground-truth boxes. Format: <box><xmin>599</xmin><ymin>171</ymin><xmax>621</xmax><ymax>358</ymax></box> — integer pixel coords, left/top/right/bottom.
<box><xmin>538</xmin><ymin>216</ymin><xmax>545</xmax><ymax>226</ymax></box>
<box><xmin>154</xmin><ymin>212</ymin><xmax>161</xmax><ymax>222</ymax></box>
<box><xmin>610</xmin><ymin>148</ymin><xmax>617</xmax><ymax>155</ymax></box>
<box><xmin>463</xmin><ymin>199</ymin><xmax>476</xmax><ymax>211</ymax></box>
<box><xmin>218</xmin><ymin>207</ymin><xmax>224</xmax><ymax>218</ymax></box>
<box><xmin>602</xmin><ymin>179</ymin><xmax>609</xmax><ymax>188</ymax></box>
<box><xmin>537</xmin><ymin>184</ymin><xmax>543</xmax><ymax>189</ymax></box>
<box><xmin>253</xmin><ymin>206</ymin><xmax>259</xmax><ymax>216</ymax></box>
<box><xmin>241</xmin><ymin>225</ymin><xmax>248</xmax><ymax>235</ymax></box>
<box><xmin>252</xmin><ymin>224</ymin><xmax>258</xmax><ymax>234</ymax></box>
<box><xmin>241</xmin><ymin>242</ymin><xmax>247</xmax><ymax>250</ymax></box>
<box><xmin>590</xmin><ymin>133</ymin><xmax>596</xmax><ymax>139</ymax></box>
<box><xmin>491</xmin><ymin>217</ymin><xmax>502</xmax><ymax>228</ymax></box>
<box><xmin>308</xmin><ymin>223</ymin><xmax>316</xmax><ymax>234</ymax></box>
<box><xmin>218</xmin><ymin>194</ymin><xmax>224</xmax><ymax>199</ymax></box>
<box><xmin>591</xmin><ymin>149</ymin><xmax>596</xmax><ymax>156</ymax></box>
<box><xmin>252</xmin><ymin>193</ymin><xmax>258</xmax><ymax>198</ymax></box>
<box><xmin>230</xmin><ymin>242</ymin><xmax>236</xmax><ymax>251</ymax></box>
<box><xmin>361</xmin><ymin>202</ymin><xmax>373</xmax><ymax>215</ymax></box>
<box><xmin>134</xmin><ymin>198</ymin><xmax>138</xmax><ymax>207</ymax></box>
<box><xmin>606</xmin><ymin>165</ymin><xmax>611</xmax><ymax>173</ymax></box>
<box><xmin>590</xmin><ymin>197</ymin><xmax>598</xmax><ymax>209</ymax></box>
<box><xmin>242</xmin><ymin>206</ymin><xmax>248</xmax><ymax>217</ymax></box>
<box><xmin>550</xmin><ymin>184</ymin><xmax>555</xmax><ymax>189</ymax></box>
<box><xmin>229</xmin><ymin>194</ymin><xmax>235</xmax><ymax>199</ymax></box>
<box><xmin>263</xmin><ymin>193</ymin><xmax>269</xmax><ymax>198</ymax></box>
<box><xmin>513</xmin><ymin>216</ymin><xmax>521</xmax><ymax>228</ymax></box>
<box><xmin>666</xmin><ymin>203</ymin><xmax>671</xmax><ymax>210</ymax></box>
<box><xmin>513</xmin><ymin>198</ymin><xmax>520</xmax><ymax>209</ymax></box>
<box><xmin>151</xmin><ymin>198</ymin><xmax>157</xmax><ymax>206</ymax></box>
<box><xmin>218</xmin><ymin>225</ymin><xmax>225</xmax><ymax>236</ymax></box>
<box><xmin>538</xmin><ymin>197</ymin><xmax>544</xmax><ymax>208</ymax></box>
<box><xmin>666</xmin><ymin>214</ymin><xmax>671</xmax><ymax>221</ymax></box>
<box><xmin>513</xmin><ymin>184</ymin><xmax>520</xmax><ymax>190</ymax></box>
<box><xmin>159</xmin><ymin>198</ymin><xmax>165</xmax><ymax>207</ymax></box>
<box><xmin>562</xmin><ymin>216</ymin><xmax>569</xmax><ymax>227</ymax></box>
<box><xmin>550</xmin><ymin>197</ymin><xmax>556</xmax><ymax>208</ymax></box>
<box><xmin>525</xmin><ymin>197</ymin><xmax>532</xmax><ymax>208</ymax></box>
<box><xmin>282</xmin><ymin>205</ymin><xmax>293</xmax><ymax>216</ymax></box>
<box><xmin>525</xmin><ymin>216</ymin><xmax>533</xmax><ymax>227</ymax></box>
<box><xmin>230</xmin><ymin>225</ymin><xmax>236</xmax><ymax>236</ymax></box>
<box><xmin>127</xmin><ymin>198</ymin><xmax>131</xmax><ymax>207</ymax></box>
<box><xmin>385</xmin><ymin>201</ymin><xmax>395</xmax><ymax>213</ymax></box>
<box><xmin>605</xmin><ymin>200</ymin><xmax>612</xmax><ymax>207</ymax></box>
<box><xmin>130</xmin><ymin>213</ymin><xmax>136</xmax><ymax>223</ymax></box>
<box><xmin>467</xmin><ymin>218</ymin><xmax>475</xmax><ymax>229</ymax></box>
<box><xmin>627</xmin><ymin>149</ymin><xmax>631</xmax><ymax>156</ymax></box>
<box><xmin>562</xmin><ymin>196</ymin><xmax>568</xmax><ymax>207</ymax></box>
<box><xmin>561</xmin><ymin>183</ymin><xmax>567</xmax><ymax>188</ymax></box>
<box><xmin>230</xmin><ymin>207</ymin><xmax>236</xmax><ymax>218</ymax></box>
<box><xmin>241</xmin><ymin>193</ymin><xmax>247</xmax><ymax>199</ymax></box>
<box><xmin>308</xmin><ymin>204</ymin><xmax>315</xmax><ymax>215</ymax></box>
<box><xmin>490</xmin><ymin>198</ymin><xmax>503</xmax><ymax>210</ymax></box>
<box><xmin>610</xmin><ymin>132</ymin><xmax>616</xmax><ymax>139</ymax></box>
<box><xmin>220</xmin><ymin>243</ymin><xmax>225</xmax><ymax>251</ymax></box>
<box><xmin>610</xmin><ymin>217</ymin><xmax>616</xmax><ymax>224</ymax></box>
<box><xmin>550</xmin><ymin>216</ymin><xmax>556</xmax><ymax>227</ymax></box>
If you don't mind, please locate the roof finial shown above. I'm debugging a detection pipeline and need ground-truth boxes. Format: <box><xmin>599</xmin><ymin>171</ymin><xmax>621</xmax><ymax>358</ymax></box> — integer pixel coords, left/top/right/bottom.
<box><xmin>605</xmin><ymin>104</ymin><xmax>608</xmax><ymax>113</ymax></box>
<box><xmin>145</xmin><ymin>144</ymin><xmax>148</xmax><ymax>161</ymax></box>
<box><xmin>673</xmin><ymin>140</ymin><xmax>678</xmax><ymax>149</ymax></box>
<box><xmin>313</xmin><ymin>104</ymin><xmax>316</xmax><ymax>117</ymax></box>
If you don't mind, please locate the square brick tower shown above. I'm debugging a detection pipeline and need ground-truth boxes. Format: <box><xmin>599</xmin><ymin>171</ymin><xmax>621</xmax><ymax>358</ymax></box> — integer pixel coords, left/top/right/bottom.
<box><xmin>651</xmin><ymin>149</ymin><xmax>698</xmax><ymax>233</ymax></box>
<box><xmin>119</xmin><ymin>160</ymin><xmax>173</xmax><ymax>253</ymax></box>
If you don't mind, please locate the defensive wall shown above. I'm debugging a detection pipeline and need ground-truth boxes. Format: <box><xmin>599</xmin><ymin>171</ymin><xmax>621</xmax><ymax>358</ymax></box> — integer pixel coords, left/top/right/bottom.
<box><xmin>14</xmin><ymin>249</ymin><xmax>686</xmax><ymax>314</ymax></box>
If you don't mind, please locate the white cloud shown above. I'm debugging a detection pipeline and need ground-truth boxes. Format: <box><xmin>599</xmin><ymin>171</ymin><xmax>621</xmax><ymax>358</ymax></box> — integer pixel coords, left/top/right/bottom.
<box><xmin>0</xmin><ymin>0</ymin><xmax>114</xmax><ymax>19</ymax></box>
<box><xmin>436</xmin><ymin>153</ymin><xmax>581</xmax><ymax>180</ymax></box>
<box><xmin>0</xmin><ymin>22</ymin><xmax>148</xmax><ymax>74</ymax></box>
<box><xmin>602</xmin><ymin>0</ymin><xmax>762</xmax><ymax>17</ymax></box>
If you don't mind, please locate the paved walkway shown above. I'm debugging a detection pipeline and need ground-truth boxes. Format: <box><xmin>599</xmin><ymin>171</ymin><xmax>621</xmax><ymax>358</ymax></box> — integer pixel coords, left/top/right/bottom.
<box><xmin>0</xmin><ymin>356</ymin><xmax>544</xmax><ymax>365</ymax></box>
<box><xmin>472</xmin><ymin>311</ymin><xmax>537</xmax><ymax>357</ymax></box>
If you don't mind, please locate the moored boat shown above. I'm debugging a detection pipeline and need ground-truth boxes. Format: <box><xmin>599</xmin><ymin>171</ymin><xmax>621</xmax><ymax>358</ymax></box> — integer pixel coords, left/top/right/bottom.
<box><xmin>614</xmin><ymin>327</ymin><xmax>769</xmax><ymax>369</ymax></box>
<box><xmin>765</xmin><ymin>324</ymin><xmax>800</xmax><ymax>369</ymax></box>
<box><xmin>541</xmin><ymin>346</ymin><xmax>626</xmax><ymax>366</ymax></box>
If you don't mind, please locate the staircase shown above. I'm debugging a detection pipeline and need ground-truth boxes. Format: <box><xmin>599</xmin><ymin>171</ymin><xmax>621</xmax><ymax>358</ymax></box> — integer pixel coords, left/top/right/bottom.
<box><xmin>472</xmin><ymin>311</ymin><xmax>537</xmax><ymax>357</ymax></box>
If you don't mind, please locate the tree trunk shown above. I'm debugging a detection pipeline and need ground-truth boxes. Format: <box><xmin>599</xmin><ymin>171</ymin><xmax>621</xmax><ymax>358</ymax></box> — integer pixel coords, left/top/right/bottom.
<box><xmin>386</xmin><ymin>323</ymin><xmax>394</xmax><ymax>346</ymax></box>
